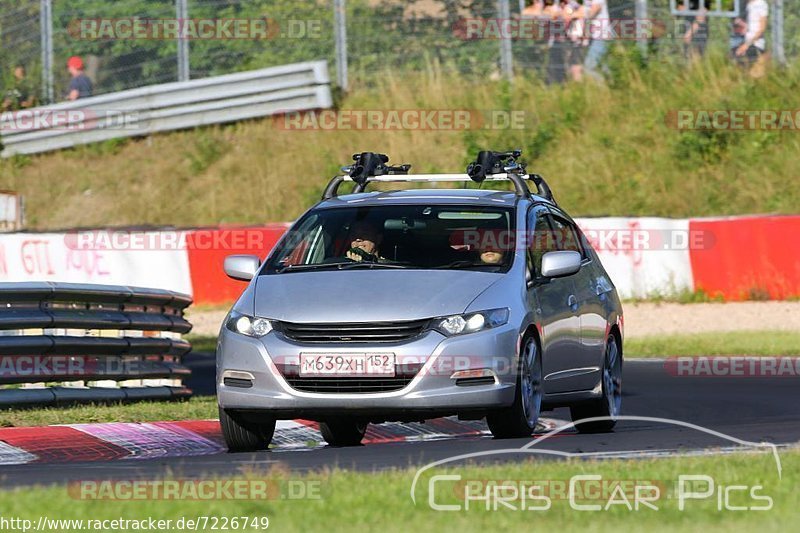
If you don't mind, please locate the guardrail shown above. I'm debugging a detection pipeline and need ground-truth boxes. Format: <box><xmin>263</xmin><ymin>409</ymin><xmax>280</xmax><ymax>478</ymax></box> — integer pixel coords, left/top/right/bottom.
<box><xmin>0</xmin><ymin>60</ymin><xmax>333</xmax><ymax>157</ymax></box>
<box><xmin>0</xmin><ymin>282</ymin><xmax>194</xmax><ymax>408</ymax></box>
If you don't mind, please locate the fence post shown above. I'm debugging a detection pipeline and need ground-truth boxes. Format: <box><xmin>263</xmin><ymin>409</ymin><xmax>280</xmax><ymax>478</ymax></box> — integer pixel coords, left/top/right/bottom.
<box><xmin>498</xmin><ymin>0</ymin><xmax>513</xmax><ymax>81</ymax></box>
<box><xmin>176</xmin><ymin>0</ymin><xmax>190</xmax><ymax>81</ymax></box>
<box><xmin>39</xmin><ymin>0</ymin><xmax>54</xmax><ymax>103</ymax></box>
<box><xmin>772</xmin><ymin>0</ymin><xmax>786</xmax><ymax>66</ymax></box>
<box><xmin>333</xmin><ymin>0</ymin><xmax>348</xmax><ymax>91</ymax></box>
<box><xmin>635</xmin><ymin>0</ymin><xmax>648</xmax><ymax>57</ymax></box>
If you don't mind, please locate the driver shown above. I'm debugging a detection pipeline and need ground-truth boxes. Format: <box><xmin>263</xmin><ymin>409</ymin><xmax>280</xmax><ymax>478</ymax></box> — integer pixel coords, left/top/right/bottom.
<box><xmin>478</xmin><ymin>241</ymin><xmax>504</xmax><ymax>265</ymax></box>
<box><xmin>345</xmin><ymin>220</ymin><xmax>385</xmax><ymax>262</ymax></box>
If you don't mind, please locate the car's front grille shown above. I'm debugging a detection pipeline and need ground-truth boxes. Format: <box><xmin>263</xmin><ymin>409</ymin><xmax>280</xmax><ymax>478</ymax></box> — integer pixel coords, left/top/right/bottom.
<box><xmin>277</xmin><ymin>319</ymin><xmax>429</xmax><ymax>344</ymax></box>
<box><xmin>283</xmin><ymin>376</ymin><xmax>415</xmax><ymax>393</ymax></box>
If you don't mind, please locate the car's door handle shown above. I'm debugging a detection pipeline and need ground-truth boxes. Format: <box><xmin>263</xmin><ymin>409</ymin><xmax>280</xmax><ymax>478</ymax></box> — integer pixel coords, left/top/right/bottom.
<box><xmin>567</xmin><ymin>294</ymin><xmax>578</xmax><ymax>310</ymax></box>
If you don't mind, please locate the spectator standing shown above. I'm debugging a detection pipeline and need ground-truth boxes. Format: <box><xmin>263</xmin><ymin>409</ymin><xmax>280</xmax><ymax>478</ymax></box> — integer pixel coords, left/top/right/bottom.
<box><xmin>683</xmin><ymin>1</ymin><xmax>710</xmax><ymax>59</ymax></box>
<box><xmin>2</xmin><ymin>66</ymin><xmax>36</xmax><ymax>111</ymax></box>
<box><xmin>563</xmin><ymin>0</ymin><xmax>588</xmax><ymax>82</ymax></box>
<box><xmin>583</xmin><ymin>0</ymin><xmax>610</xmax><ymax>82</ymax></box>
<box><xmin>522</xmin><ymin>0</ymin><xmax>544</xmax><ymax>17</ymax></box>
<box><xmin>543</xmin><ymin>0</ymin><xmax>568</xmax><ymax>84</ymax></box>
<box><xmin>66</xmin><ymin>56</ymin><xmax>93</xmax><ymax>101</ymax></box>
<box><xmin>734</xmin><ymin>0</ymin><xmax>769</xmax><ymax>68</ymax></box>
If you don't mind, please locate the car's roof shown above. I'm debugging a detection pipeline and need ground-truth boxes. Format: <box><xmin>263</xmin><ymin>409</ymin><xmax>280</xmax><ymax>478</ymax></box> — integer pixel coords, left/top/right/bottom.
<box><xmin>315</xmin><ymin>188</ymin><xmax>553</xmax><ymax>209</ymax></box>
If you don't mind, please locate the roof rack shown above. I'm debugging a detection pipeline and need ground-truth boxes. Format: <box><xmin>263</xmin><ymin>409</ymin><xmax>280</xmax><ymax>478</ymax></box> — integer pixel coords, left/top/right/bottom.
<box><xmin>321</xmin><ymin>150</ymin><xmax>556</xmax><ymax>204</ymax></box>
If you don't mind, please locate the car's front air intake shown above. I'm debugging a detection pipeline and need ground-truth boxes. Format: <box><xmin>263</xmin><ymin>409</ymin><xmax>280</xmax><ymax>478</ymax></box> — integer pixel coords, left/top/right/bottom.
<box><xmin>277</xmin><ymin>319</ymin><xmax>429</xmax><ymax>344</ymax></box>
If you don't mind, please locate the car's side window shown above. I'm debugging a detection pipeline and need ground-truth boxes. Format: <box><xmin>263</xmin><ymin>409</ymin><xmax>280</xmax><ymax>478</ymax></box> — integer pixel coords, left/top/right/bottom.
<box><xmin>549</xmin><ymin>215</ymin><xmax>585</xmax><ymax>258</ymax></box>
<box><xmin>527</xmin><ymin>209</ymin><xmax>556</xmax><ymax>276</ymax></box>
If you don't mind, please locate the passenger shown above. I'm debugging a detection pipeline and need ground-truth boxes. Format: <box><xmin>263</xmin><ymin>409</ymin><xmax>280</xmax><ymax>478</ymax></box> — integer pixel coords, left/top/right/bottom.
<box><xmin>345</xmin><ymin>221</ymin><xmax>385</xmax><ymax>262</ymax></box>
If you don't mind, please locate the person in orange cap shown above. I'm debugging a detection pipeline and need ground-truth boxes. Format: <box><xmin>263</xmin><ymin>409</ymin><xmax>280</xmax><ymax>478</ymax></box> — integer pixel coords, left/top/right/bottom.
<box><xmin>66</xmin><ymin>56</ymin><xmax>93</xmax><ymax>100</ymax></box>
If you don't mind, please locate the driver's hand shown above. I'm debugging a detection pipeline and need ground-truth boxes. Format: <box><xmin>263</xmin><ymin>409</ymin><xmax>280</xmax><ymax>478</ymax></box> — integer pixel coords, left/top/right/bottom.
<box><xmin>347</xmin><ymin>250</ymin><xmax>364</xmax><ymax>261</ymax></box>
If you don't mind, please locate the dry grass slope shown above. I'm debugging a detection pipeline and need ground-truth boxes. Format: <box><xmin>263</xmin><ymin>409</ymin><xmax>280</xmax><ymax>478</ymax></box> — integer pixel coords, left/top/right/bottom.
<box><xmin>2</xmin><ymin>55</ymin><xmax>798</xmax><ymax>229</ymax></box>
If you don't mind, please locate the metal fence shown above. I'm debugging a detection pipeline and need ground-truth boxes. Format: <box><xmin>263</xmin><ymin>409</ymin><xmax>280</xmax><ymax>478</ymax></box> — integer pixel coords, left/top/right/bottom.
<box><xmin>0</xmin><ymin>60</ymin><xmax>332</xmax><ymax>157</ymax></box>
<box><xmin>0</xmin><ymin>282</ymin><xmax>193</xmax><ymax>408</ymax></box>
<box><xmin>0</xmin><ymin>0</ymin><xmax>795</xmax><ymax>106</ymax></box>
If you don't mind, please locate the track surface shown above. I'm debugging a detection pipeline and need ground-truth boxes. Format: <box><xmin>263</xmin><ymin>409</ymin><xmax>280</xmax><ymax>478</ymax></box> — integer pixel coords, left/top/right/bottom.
<box><xmin>2</xmin><ymin>359</ymin><xmax>799</xmax><ymax>488</ymax></box>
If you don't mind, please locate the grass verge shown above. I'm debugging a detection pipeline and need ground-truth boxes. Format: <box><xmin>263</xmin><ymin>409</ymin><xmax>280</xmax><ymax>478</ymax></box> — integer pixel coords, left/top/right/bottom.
<box><xmin>0</xmin><ymin>396</ymin><xmax>217</xmax><ymax>428</ymax></box>
<box><xmin>625</xmin><ymin>331</ymin><xmax>800</xmax><ymax>357</ymax></box>
<box><xmin>0</xmin><ymin>451</ymin><xmax>795</xmax><ymax>531</ymax></box>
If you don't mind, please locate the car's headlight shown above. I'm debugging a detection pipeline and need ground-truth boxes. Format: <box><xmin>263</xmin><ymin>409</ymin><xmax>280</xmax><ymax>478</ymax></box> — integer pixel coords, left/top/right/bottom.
<box><xmin>432</xmin><ymin>308</ymin><xmax>510</xmax><ymax>336</ymax></box>
<box><xmin>226</xmin><ymin>311</ymin><xmax>273</xmax><ymax>338</ymax></box>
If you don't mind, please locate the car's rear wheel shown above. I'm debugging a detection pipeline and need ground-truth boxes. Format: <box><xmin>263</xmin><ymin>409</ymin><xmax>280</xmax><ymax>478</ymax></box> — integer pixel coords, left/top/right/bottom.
<box><xmin>320</xmin><ymin>418</ymin><xmax>368</xmax><ymax>446</ymax></box>
<box><xmin>570</xmin><ymin>333</ymin><xmax>622</xmax><ymax>433</ymax></box>
<box><xmin>487</xmin><ymin>335</ymin><xmax>543</xmax><ymax>439</ymax></box>
<box><xmin>219</xmin><ymin>407</ymin><xmax>276</xmax><ymax>452</ymax></box>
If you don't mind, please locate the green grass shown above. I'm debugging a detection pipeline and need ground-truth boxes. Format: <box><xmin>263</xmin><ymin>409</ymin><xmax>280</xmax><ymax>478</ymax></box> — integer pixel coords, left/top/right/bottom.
<box><xmin>2</xmin><ymin>55</ymin><xmax>799</xmax><ymax>229</ymax></box>
<box><xmin>186</xmin><ymin>334</ymin><xmax>218</xmax><ymax>353</ymax></box>
<box><xmin>1</xmin><ymin>451</ymin><xmax>796</xmax><ymax>531</ymax></box>
<box><xmin>626</xmin><ymin>331</ymin><xmax>800</xmax><ymax>357</ymax></box>
<box><xmin>0</xmin><ymin>396</ymin><xmax>217</xmax><ymax>428</ymax></box>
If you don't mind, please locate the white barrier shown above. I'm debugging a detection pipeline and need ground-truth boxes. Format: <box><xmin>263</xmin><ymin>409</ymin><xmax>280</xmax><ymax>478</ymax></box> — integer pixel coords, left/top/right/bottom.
<box><xmin>575</xmin><ymin>217</ymin><xmax>694</xmax><ymax>299</ymax></box>
<box><xmin>0</xmin><ymin>218</ymin><xmax>697</xmax><ymax>302</ymax></box>
<box><xmin>0</xmin><ymin>192</ymin><xmax>23</xmax><ymax>231</ymax></box>
<box><xmin>0</xmin><ymin>232</ymin><xmax>192</xmax><ymax>294</ymax></box>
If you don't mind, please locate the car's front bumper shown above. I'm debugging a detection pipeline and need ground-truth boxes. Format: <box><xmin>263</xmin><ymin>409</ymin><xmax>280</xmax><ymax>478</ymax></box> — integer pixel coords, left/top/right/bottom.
<box><xmin>216</xmin><ymin>324</ymin><xmax>520</xmax><ymax>420</ymax></box>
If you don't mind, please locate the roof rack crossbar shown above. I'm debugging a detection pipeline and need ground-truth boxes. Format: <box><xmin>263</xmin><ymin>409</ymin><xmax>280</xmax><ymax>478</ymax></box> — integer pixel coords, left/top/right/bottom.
<box><xmin>321</xmin><ymin>174</ymin><xmax>554</xmax><ymax>201</ymax></box>
<box><xmin>320</xmin><ymin>149</ymin><xmax>556</xmax><ymax>203</ymax></box>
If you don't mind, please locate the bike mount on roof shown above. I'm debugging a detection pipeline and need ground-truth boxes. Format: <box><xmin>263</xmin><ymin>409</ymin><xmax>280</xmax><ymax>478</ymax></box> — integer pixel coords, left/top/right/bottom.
<box><xmin>322</xmin><ymin>152</ymin><xmax>411</xmax><ymax>199</ymax></box>
<box><xmin>321</xmin><ymin>149</ymin><xmax>555</xmax><ymax>204</ymax></box>
<box><xmin>466</xmin><ymin>149</ymin><xmax>555</xmax><ymax>203</ymax></box>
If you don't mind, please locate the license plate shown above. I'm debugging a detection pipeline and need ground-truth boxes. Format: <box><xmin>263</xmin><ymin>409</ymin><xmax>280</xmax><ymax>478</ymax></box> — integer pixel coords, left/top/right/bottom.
<box><xmin>299</xmin><ymin>353</ymin><xmax>395</xmax><ymax>377</ymax></box>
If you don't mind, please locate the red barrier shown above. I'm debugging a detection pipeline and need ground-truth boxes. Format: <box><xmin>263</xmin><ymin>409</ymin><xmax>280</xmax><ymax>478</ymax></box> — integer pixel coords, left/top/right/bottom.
<box><xmin>186</xmin><ymin>225</ymin><xmax>288</xmax><ymax>305</ymax></box>
<box><xmin>689</xmin><ymin>216</ymin><xmax>800</xmax><ymax>300</ymax></box>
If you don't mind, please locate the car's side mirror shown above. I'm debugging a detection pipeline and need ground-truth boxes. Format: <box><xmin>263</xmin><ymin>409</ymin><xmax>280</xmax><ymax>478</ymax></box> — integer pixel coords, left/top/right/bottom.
<box><xmin>224</xmin><ymin>255</ymin><xmax>261</xmax><ymax>281</ymax></box>
<box><xmin>540</xmin><ymin>251</ymin><xmax>582</xmax><ymax>279</ymax></box>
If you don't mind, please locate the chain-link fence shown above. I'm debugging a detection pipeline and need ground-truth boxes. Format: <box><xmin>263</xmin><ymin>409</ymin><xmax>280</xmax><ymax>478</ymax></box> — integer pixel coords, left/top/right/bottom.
<box><xmin>0</xmin><ymin>0</ymin><xmax>794</xmax><ymax>107</ymax></box>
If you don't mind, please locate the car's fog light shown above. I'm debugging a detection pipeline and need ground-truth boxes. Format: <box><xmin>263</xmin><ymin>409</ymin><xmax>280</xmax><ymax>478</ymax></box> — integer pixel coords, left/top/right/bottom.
<box><xmin>450</xmin><ymin>368</ymin><xmax>497</xmax><ymax>386</ymax></box>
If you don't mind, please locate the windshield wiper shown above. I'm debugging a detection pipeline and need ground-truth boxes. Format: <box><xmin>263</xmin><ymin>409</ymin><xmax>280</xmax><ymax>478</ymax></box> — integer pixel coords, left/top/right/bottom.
<box><xmin>275</xmin><ymin>262</ymin><xmax>354</xmax><ymax>273</ymax></box>
<box><xmin>275</xmin><ymin>261</ymin><xmax>409</xmax><ymax>273</ymax></box>
<box><xmin>433</xmin><ymin>260</ymin><xmax>501</xmax><ymax>270</ymax></box>
<box><xmin>337</xmin><ymin>262</ymin><xmax>410</xmax><ymax>270</ymax></box>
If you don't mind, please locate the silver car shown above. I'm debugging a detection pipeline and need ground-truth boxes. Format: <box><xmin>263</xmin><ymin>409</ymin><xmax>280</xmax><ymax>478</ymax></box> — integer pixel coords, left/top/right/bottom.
<box><xmin>216</xmin><ymin>151</ymin><xmax>623</xmax><ymax>450</ymax></box>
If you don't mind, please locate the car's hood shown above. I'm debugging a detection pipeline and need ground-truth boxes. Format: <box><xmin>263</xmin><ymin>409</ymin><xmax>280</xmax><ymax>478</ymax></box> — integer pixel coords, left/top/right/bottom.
<box><xmin>252</xmin><ymin>269</ymin><xmax>503</xmax><ymax>323</ymax></box>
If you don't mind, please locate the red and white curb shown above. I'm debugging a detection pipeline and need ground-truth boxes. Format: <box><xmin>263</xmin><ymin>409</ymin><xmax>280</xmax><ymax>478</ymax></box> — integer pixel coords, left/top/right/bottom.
<box><xmin>0</xmin><ymin>417</ymin><xmax>567</xmax><ymax>466</ymax></box>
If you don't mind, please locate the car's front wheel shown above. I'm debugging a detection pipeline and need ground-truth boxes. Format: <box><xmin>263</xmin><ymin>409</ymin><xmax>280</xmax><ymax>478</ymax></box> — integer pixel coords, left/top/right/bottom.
<box><xmin>487</xmin><ymin>334</ymin><xmax>543</xmax><ymax>439</ymax></box>
<box><xmin>320</xmin><ymin>418</ymin><xmax>368</xmax><ymax>446</ymax></box>
<box><xmin>219</xmin><ymin>407</ymin><xmax>276</xmax><ymax>452</ymax></box>
<box><xmin>570</xmin><ymin>333</ymin><xmax>622</xmax><ymax>433</ymax></box>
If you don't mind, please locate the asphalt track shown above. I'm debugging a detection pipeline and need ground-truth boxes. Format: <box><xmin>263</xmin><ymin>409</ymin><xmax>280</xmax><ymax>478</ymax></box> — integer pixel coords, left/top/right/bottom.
<box><xmin>2</xmin><ymin>359</ymin><xmax>799</xmax><ymax>488</ymax></box>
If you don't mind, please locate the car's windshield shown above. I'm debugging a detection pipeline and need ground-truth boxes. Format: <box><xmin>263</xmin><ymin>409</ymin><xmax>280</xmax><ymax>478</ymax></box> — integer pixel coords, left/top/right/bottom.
<box><xmin>263</xmin><ymin>204</ymin><xmax>516</xmax><ymax>274</ymax></box>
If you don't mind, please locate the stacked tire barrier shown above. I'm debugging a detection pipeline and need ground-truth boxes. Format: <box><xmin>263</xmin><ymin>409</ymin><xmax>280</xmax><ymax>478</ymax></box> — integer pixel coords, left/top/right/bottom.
<box><xmin>0</xmin><ymin>282</ymin><xmax>193</xmax><ymax>408</ymax></box>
